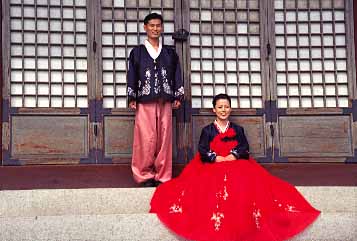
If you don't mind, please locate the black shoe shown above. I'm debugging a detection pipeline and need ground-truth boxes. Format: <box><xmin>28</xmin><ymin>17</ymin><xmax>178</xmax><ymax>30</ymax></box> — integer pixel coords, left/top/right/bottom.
<box><xmin>139</xmin><ymin>178</ymin><xmax>156</xmax><ymax>187</ymax></box>
<box><xmin>154</xmin><ymin>180</ymin><xmax>162</xmax><ymax>187</ymax></box>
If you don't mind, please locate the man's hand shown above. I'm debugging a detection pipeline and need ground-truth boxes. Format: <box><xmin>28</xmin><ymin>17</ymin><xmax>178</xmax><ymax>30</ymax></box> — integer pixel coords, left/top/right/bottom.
<box><xmin>172</xmin><ymin>100</ymin><xmax>181</xmax><ymax>109</ymax></box>
<box><xmin>129</xmin><ymin>100</ymin><xmax>137</xmax><ymax>110</ymax></box>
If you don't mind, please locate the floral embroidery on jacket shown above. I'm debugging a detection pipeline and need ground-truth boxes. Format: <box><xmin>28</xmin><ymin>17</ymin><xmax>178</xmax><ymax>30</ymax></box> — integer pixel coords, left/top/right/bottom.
<box><xmin>162</xmin><ymin>67</ymin><xmax>173</xmax><ymax>95</ymax></box>
<box><xmin>139</xmin><ymin>68</ymin><xmax>151</xmax><ymax>96</ymax></box>
<box><xmin>175</xmin><ymin>86</ymin><xmax>184</xmax><ymax>98</ymax></box>
<box><xmin>127</xmin><ymin>87</ymin><xmax>136</xmax><ymax>98</ymax></box>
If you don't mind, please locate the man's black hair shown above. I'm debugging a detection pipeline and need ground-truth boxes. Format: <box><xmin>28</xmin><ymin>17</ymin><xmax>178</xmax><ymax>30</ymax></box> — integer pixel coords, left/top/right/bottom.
<box><xmin>144</xmin><ymin>13</ymin><xmax>163</xmax><ymax>24</ymax></box>
<box><xmin>212</xmin><ymin>93</ymin><xmax>231</xmax><ymax>107</ymax></box>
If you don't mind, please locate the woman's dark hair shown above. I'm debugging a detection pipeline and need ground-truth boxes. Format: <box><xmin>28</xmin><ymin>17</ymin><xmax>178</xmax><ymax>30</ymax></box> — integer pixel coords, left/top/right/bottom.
<box><xmin>144</xmin><ymin>13</ymin><xmax>164</xmax><ymax>24</ymax></box>
<box><xmin>212</xmin><ymin>93</ymin><xmax>231</xmax><ymax>107</ymax></box>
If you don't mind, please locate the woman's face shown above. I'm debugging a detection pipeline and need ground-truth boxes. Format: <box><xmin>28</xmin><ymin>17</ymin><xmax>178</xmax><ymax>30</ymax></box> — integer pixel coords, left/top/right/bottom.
<box><xmin>213</xmin><ymin>99</ymin><xmax>231</xmax><ymax>121</ymax></box>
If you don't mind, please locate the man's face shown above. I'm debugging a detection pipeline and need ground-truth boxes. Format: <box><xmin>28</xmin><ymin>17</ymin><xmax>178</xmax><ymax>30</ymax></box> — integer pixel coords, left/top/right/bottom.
<box><xmin>144</xmin><ymin>19</ymin><xmax>163</xmax><ymax>40</ymax></box>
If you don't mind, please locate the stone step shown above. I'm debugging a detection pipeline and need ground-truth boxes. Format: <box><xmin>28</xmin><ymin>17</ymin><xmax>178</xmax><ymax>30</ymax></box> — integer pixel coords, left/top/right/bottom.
<box><xmin>1</xmin><ymin>187</ymin><xmax>356</xmax><ymax>218</ymax></box>
<box><xmin>0</xmin><ymin>212</ymin><xmax>356</xmax><ymax>241</ymax></box>
<box><xmin>0</xmin><ymin>188</ymin><xmax>153</xmax><ymax>217</ymax></box>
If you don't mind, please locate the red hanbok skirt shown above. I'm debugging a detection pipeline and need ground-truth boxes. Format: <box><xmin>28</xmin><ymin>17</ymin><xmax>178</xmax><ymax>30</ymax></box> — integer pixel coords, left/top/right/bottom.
<box><xmin>150</xmin><ymin>132</ymin><xmax>320</xmax><ymax>241</ymax></box>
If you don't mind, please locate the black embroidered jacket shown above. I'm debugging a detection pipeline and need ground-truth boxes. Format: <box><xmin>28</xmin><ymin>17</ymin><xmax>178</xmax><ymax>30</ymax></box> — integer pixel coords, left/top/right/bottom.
<box><xmin>127</xmin><ymin>45</ymin><xmax>184</xmax><ymax>103</ymax></box>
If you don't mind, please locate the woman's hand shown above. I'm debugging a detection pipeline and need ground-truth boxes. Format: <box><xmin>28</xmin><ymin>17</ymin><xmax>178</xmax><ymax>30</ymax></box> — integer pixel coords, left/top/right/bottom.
<box><xmin>216</xmin><ymin>154</ymin><xmax>237</xmax><ymax>162</ymax></box>
<box><xmin>224</xmin><ymin>154</ymin><xmax>237</xmax><ymax>161</ymax></box>
<box><xmin>215</xmin><ymin>156</ymin><xmax>226</xmax><ymax>162</ymax></box>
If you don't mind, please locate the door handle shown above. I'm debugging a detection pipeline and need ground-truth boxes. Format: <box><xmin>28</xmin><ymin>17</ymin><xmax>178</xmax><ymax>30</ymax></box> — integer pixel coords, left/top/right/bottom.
<box><xmin>172</xmin><ymin>29</ymin><xmax>190</xmax><ymax>41</ymax></box>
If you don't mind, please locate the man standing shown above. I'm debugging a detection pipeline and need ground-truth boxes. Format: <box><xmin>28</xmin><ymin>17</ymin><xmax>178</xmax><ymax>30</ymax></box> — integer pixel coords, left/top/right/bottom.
<box><xmin>127</xmin><ymin>13</ymin><xmax>184</xmax><ymax>187</ymax></box>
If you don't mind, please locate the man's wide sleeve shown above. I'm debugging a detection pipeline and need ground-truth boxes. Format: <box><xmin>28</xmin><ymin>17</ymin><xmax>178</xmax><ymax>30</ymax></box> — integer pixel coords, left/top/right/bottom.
<box><xmin>127</xmin><ymin>48</ymin><xmax>138</xmax><ymax>103</ymax></box>
<box><xmin>173</xmin><ymin>52</ymin><xmax>184</xmax><ymax>102</ymax></box>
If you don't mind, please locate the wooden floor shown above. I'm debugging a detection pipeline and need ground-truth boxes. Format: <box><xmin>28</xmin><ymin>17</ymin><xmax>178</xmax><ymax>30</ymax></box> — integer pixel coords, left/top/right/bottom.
<box><xmin>0</xmin><ymin>163</ymin><xmax>356</xmax><ymax>190</ymax></box>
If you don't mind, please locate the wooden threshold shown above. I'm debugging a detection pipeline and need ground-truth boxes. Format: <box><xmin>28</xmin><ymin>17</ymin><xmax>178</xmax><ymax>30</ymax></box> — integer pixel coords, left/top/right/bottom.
<box><xmin>0</xmin><ymin>163</ymin><xmax>356</xmax><ymax>190</ymax></box>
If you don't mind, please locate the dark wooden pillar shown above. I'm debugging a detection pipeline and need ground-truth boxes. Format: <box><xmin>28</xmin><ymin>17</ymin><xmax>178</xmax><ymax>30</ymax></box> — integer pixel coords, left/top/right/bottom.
<box><xmin>0</xmin><ymin>2</ymin><xmax>3</xmax><ymax>163</ymax></box>
<box><xmin>355</xmin><ymin>0</ymin><xmax>357</xmax><ymax>81</ymax></box>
